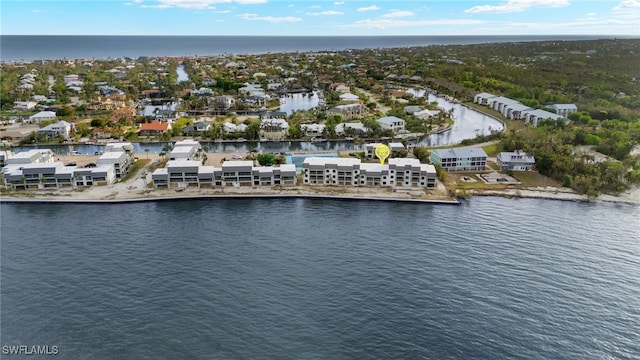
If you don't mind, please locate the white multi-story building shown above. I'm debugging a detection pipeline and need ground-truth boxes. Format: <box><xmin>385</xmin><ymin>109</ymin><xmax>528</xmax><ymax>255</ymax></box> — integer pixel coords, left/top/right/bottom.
<box><xmin>302</xmin><ymin>157</ymin><xmax>436</xmax><ymax>189</ymax></box>
<box><xmin>377</xmin><ymin>116</ymin><xmax>406</xmax><ymax>133</ymax></box>
<box><xmin>5</xmin><ymin>149</ymin><xmax>55</xmax><ymax>165</ymax></box>
<box><xmin>152</xmin><ymin>160</ymin><xmax>296</xmax><ymax>189</ymax></box>
<box><xmin>497</xmin><ymin>151</ymin><xmax>536</xmax><ymax>171</ymax></box>
<box><xmin>96</xmin><ymin>151</ymin><xmax>132</xmax><ymax>178</ymax></box>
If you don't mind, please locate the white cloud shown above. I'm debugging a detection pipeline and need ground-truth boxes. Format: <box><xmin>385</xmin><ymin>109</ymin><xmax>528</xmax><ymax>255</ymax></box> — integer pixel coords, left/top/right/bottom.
<box><xmin>32</xmin><ymin>9</ymin><xmax>48</xmax><ymax>13</ymax></box>
<box><xmin>310</xmin><ymin>5</ymin><xmax>321</xmax><ymax>9</ymax></box>
<box><xmin>465</xmin><ymin>0</ymin><xmax>570</xmax><ymax>14</ymax></box>
<box><xmin>239</xmin><ymin>13</ymin><xmax>302</xmax><ymax>22</ymax></box>
<box><xmin>611</xmin><ymin>0</ymin><xmax>640</xmax><ymax>21</ymax></box>
<box><xmin>236</xmin><ymin>0</ymin><xmax>267</xmax><ymax>4</ymax></box>
<box><xmin>357</xmin><ymin>5</ymin><xmax>380</xmax><ymax>12</ymax></box>
<box><xmin>612</xmin><ymin>0</ymin><xmax>640</xmax><ymax>11</ymax></box>
<box><xmin>307</xmin><ymin>10</ymin><xmax>344</xmax><ymax>16</ymax></box>
<box><xmin>212</xmin><ymin>9</ymin><xmax>232</xmax><ymax>13</ymax></box>
<box><xmin>343</xmin><ymin>18</ymin><xmax>487</xmax><ymax>30</ymax></box>
<box><xmin>334</xmin><ymin>1</ymin><xmax>345</xmax><ymax>5</ymax></box>
<box><xmin>381</xmin><ymin>10</ymin><xmax>413</xmax><ymax>18</ymax></box>
<box><xmin>141</xmin><ymin>0</ymin><xmax>265</xmax><ymax>9</ymax></box>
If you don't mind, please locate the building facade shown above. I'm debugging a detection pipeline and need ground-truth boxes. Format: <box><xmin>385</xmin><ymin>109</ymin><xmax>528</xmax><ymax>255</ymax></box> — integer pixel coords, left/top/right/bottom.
<box><xmin>302</xmin><ymin>157</ymin><xmax>436</xmax><ymax>189</ymax></box>
<box><xmin>430</xmin><ymin>148</ymin><xmax>488</xmax><ymax>172</ymax></box>
<box><xmin>496</xmin><ymin>151</ymin><xmax>536</xmax><ymax>171</ymax></box>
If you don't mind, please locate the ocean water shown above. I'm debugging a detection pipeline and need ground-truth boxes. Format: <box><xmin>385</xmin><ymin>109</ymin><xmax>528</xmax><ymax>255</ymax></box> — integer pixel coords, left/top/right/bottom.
<box><xmin>1</xmin><ymin>197</ymin><xmax>639</xmax><ymax>359</ymax></box>
<box><xmin>0</xmin><ymin>35</ymin><xmax>605</xmax><ymax>62</ymax></box>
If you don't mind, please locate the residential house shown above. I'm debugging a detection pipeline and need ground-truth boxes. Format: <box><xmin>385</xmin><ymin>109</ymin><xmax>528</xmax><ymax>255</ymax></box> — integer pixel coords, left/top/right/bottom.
<box><xmin>29</xmin><ymin>111</ymin><xmax>57</xmax><ymax>124</ymax></box>
<box><xmin>326</xmin><ymin>104</ymin><xmax>368</xmax><ymax>120</ymax></box>
<box><xmin>335</xmin><ymin>122</ymin><xmax>368</xmax><ymax>136</ymax></box>
<box><xmin>260</xmin><ymin>118</ymin><xmax>289</xmax><ymax>140</ymax></box>
<box><xmin>182</xmin><ymin>121</ymin><xmax>211</xmax><ymax>136</ymax></box>
<box><xmin>430</xmin><ymin>148</ymin><xmax>488</xmax><ymax>172</ymax></box>
<box><xmin>223</xmin><ymin>122</ymin><xmax>248</xmax><ymax>134</ymax></box>
<box><xmin>404</xmin><ymin>106</ymin><xmax>422</xmax><ymax>115</ymax></box>
<box><xmin>377</xmin><ymin>116</ymin><xmax>405</xmax><ymax>133</ymax></box>
<box><xmin>414</xmin><ymin>109</ymin><xmax>441</xmax><ymax>120</ymax></box>
<box><xmin>138</xmin><ymin>121</ymin><xmax>171</xmax><ymax>137</ymax></box>
<box><xmin>110</xmin><ymin>108</ymin><xmax>136</xmax><ymax>122</ymax></box>
<box><xmin>14</xmin><ymin>101</ymin><xmax>38</xmax><ymax>111</ymax></box>
<box><xmin>213</xmin><ymin>96</ymin><xmax>235</xmax><ymax>110</ymax></box>
<box><xmin>300</xmin><ymin>124</ymin><xmax>326</xmax><ymax>137</ymax></box>
<box><xmin>497</xmin><ymin>151</ymin><xmax>536</xmax><ymax>171</ymax></box>
<box><xmin>339</xmin><ymin>93</ymin><xmax>360</xmax><ymax>103</ymax></box>
<box><xmin>37</xmin><ymin>120</ymin><xmax>74</xmax><ymax>140</ymax></box>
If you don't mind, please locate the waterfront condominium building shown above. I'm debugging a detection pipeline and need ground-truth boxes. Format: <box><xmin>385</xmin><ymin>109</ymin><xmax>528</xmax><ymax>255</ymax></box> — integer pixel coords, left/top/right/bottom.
<box><xmin>302</xmin><ymin>157</ymin><xmax>436</xmax><ymax>189</ymax></box>
<box><xmin>96</xmin><ymin>151</ymin><xmax>132</xmax><ymax>178</ymax></box>
<box><xmin>151</xmin><ymin>160</ymin><xmax>297</xmax><ymax>189</ymax></box>
<box><xmin>430</xmin><ymin>148</ymin><xmax>488</xmax><ymax>172</ymax></box>
<box><xmin>2</xmin><ymin>161</ymin><xmax>116</xmax><ymax>189</ymax></box>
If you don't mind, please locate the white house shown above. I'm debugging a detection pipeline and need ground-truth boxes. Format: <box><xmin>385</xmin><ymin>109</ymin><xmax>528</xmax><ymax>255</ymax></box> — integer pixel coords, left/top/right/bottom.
<box><xmin>29</xmin><ymin>111</ymin><xmax>57</xmax><ymax>124</ymax></box>
<box><xmin>223</xmin><ymin>122</ymin><xmax>248</xmax><ymax>134</ymax></box>
<box><xmin>339</xmin><ymin>93</ymin><xmax>360</xmax><ymax>103</ymax></box>
<box><xmin>414</xmin><ymin>109</ymin><xmax>441</xmax><ymax>120</ymax></box>
<box><xmin>377</xmin><ymin>116</ymin><xmax>405</xmax><ymax>133</ymax></box>
<box><xmin>335</xmin><ymin>122</ymin><xmax>368</xmax><ymax>136</ymax></box>
<box><xmin>37</xmin><ymin>120</ymin><xmax>74</xmax><ymax>139</ymax></box>
<box><xmin>13</xmin><ymin>101</ymin><xmax>37</xmax><ymax>111</ymax></box>
<box><xmin>497</xmin><ymin>151</ymin><xmax>536</xmax><ymax>171</ymax></box>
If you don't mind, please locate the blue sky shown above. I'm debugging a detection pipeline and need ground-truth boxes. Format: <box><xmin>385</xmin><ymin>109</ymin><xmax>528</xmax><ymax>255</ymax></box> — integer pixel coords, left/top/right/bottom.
<box><xmin>1</xmin><ymin>0</ymin><xmax>639</xmax><ymax>36</ymax></box>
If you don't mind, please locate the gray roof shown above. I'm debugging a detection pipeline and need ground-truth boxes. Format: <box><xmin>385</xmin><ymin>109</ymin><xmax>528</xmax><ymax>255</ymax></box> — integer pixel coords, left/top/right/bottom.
<box><xmin>433</xmin><ymin>147</ymin><xmax>488</xmax><ymax>159</ymax></box>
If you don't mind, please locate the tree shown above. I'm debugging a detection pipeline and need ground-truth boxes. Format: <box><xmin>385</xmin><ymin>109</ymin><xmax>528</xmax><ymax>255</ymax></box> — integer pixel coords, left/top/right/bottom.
<box><xmin>256</xmin><ymin>153</ymin><xmax>276</xmax><ymax>166</ymax></box>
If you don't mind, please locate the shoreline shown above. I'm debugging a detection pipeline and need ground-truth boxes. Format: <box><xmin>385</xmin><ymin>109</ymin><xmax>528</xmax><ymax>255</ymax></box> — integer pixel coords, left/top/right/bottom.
<box><xmin>2</xmin><ymin>186</ymin><xmax>639</xmax><ymax>206</ymax></box>
<box><xmin>0</xmin><ymin>193</ymin><xmax>461</xmax><ymax>205</ymax></box>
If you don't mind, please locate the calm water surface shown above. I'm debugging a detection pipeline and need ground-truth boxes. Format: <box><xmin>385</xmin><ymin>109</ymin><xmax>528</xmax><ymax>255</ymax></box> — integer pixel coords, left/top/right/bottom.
<box><xmin>1</xmin><ymin>197</ymin><xmax>638</xmax><ymax>359</ymax></box>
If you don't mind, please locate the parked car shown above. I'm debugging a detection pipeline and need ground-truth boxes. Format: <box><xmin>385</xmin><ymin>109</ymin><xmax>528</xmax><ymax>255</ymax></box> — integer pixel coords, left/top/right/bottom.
<box><xmin>66</xmin><ymin>162</ymin><xmax>76</xmax><ymax>166</ymax></box>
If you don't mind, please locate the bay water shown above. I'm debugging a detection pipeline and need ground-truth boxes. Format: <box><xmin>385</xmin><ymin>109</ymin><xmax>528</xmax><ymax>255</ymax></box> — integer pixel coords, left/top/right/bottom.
<box><xmin>1</xmin><ymin>197</ymin><xmax>638</xmax><ymax>359</ymax></box>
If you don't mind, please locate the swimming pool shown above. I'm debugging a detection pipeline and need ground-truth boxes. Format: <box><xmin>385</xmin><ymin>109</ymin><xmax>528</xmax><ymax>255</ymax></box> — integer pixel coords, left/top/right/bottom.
<box><xmin>285</xmin><ymin>152</ymin><xmax>339</xmax><ymax>171</ymax></box>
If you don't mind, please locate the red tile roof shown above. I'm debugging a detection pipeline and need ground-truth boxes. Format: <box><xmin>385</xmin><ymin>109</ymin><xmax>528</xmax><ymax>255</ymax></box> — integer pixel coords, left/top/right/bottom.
<box><xmin>139</xmin><ymin>121</ymin><xmax>169</xmax><ymax>131</ymax></box>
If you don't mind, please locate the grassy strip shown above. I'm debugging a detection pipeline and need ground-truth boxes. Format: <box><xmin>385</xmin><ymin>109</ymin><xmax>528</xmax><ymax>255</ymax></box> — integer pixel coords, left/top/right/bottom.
<box><xmin>118</xmin><ymin>159</ymin><xmax>150</xmax><ymax>183</ymax></box>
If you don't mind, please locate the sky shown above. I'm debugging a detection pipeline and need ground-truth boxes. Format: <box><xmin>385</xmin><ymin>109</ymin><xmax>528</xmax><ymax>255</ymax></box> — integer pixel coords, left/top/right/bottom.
<box><xmin>1</xmin><ymin>0</ymin><xmax>639</xmax><ymax>36</ymax></box>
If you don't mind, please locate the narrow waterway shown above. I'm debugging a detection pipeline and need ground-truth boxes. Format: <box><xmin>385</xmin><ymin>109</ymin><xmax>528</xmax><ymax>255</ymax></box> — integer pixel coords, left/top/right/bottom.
<box><xmin>15</xmin><ymin>95</ymin><xmax>503</xmax><ymax>154</ymax></box>
<box><xmin>176</xmin><ymin>64</ymin><xmax>190</xmax><ymax>83</ymax></box>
